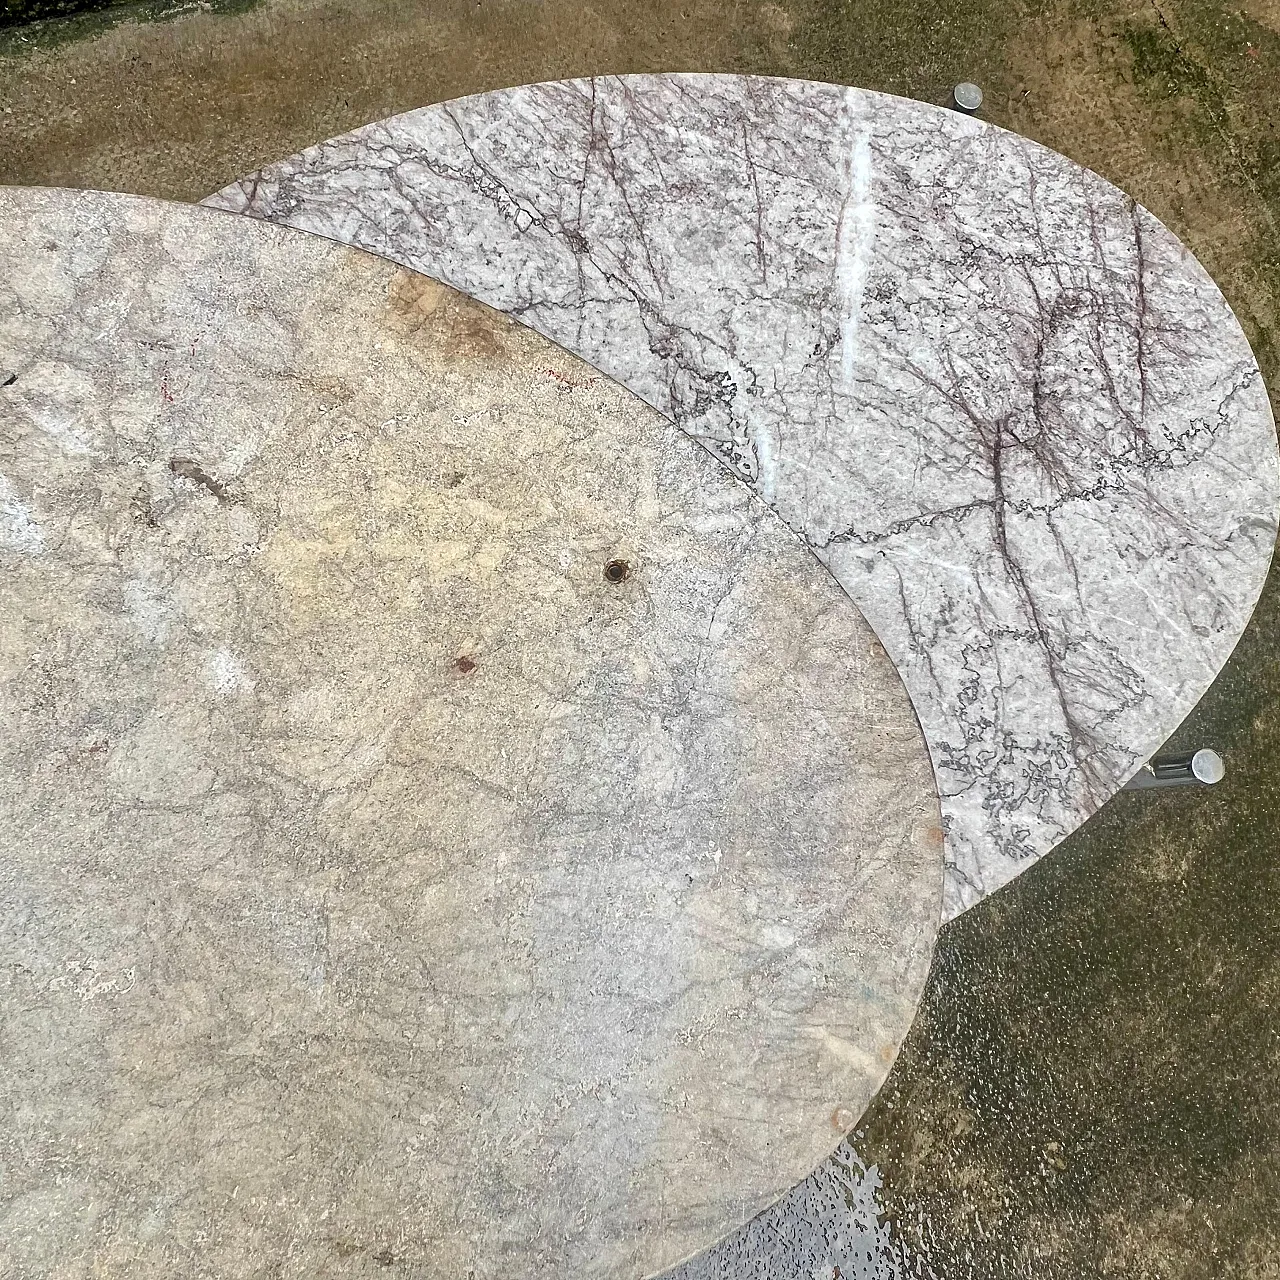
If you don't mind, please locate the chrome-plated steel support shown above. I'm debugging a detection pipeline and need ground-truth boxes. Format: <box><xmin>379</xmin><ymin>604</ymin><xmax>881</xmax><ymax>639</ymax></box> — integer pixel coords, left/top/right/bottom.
<box><xmin>1122</xmin><ymin>749</ymin><xmax>1225</xmax><ymax>791</ymax></box>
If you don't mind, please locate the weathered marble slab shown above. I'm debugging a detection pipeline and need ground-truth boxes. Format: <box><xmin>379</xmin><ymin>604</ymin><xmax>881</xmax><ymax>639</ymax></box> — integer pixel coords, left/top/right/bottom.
<box><xmin>0</xmin><ymin>188</ymin><xmax>941</xmax><ymax>1280</ymax></box>
<box><xmin>206</xmin><ymin>74</ymin><xmax>1280</xmax><ymax>917</ymax></box>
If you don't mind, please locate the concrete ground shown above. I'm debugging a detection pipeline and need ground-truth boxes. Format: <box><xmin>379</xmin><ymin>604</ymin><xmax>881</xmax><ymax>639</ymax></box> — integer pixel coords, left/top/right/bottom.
<box><xmin>2</xmin><ymin>0</ymin><xmax>1278</xmax><ymax>1275</ymax></box>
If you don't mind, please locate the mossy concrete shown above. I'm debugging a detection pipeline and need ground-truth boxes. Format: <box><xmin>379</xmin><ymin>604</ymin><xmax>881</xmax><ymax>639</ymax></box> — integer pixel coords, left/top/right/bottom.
<box><xmin>1</xmin><ymin>0</ymin><xmax>1278</xmax><ymax>1274</ymax></box>
<box><xmin>0</xmin><ymin>0</ymin><xmax>260</xmax><ymax>50</ymax></box>
<box><xmin>0</xmin><ymin>0</ymin><xmax>109</xmax><ymax>32</ymax></box>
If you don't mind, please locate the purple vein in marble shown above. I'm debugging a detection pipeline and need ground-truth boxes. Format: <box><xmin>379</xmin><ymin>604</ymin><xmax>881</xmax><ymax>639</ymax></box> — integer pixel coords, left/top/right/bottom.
<box><xmin>207</xmin><ymin>74</ymin><xmax>1279</xmax><ymax>917</ymax></box>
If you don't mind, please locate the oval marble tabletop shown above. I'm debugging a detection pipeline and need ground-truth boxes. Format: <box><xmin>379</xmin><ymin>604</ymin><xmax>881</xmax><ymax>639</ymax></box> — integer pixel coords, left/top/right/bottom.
<box><xmin>207</xmin><ymin>73</ymin><xmax>1280</xmax><ymax>918</ymax></box>
<box><xmin>0</xmin><ymin>188</ymin><xmax>941</xmax><ymax>1280</ymax></box>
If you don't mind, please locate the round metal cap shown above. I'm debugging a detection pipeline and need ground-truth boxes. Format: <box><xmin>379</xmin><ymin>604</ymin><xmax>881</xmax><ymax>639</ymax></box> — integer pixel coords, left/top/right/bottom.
<box><xmin>1191</xmin><ymin>748</ymin><xmax>1225</xmax><ymax>785</ymax></box>
<box><xmin>952</xmin><ymin>82</ymin><xmax>983</xmax><ymax>113</ymax></box>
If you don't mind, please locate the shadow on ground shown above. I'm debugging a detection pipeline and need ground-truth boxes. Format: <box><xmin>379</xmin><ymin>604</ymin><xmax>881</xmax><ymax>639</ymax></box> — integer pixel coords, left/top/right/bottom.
<box><xmin>1</xmin><ymin>0</ymin><xmax>1278</xmax><ymax>1275</ymax></box>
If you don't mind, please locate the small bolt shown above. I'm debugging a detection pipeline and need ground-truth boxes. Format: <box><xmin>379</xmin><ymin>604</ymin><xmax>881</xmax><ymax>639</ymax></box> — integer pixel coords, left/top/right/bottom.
<box><xmin>603</xmin><ymin>559</ymin><xmax>630</xmax><ymax>583</ymax></box>
<box><xmin>951</xmin><ymin>82</ymin><xmax>983</xmax><ymax>114</ymax></box>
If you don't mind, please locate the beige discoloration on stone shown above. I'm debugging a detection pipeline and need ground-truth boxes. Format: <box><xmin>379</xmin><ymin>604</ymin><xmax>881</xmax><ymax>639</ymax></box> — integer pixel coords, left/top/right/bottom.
<box><xmin>0</xmin><ymin>188</ymin><xmax>941</xmax><ymax>1280</ymax></box>
<box><xmin>384</xmin><ymin>267</ymin><xmax>513</xmax><ymax>359</ymax></box>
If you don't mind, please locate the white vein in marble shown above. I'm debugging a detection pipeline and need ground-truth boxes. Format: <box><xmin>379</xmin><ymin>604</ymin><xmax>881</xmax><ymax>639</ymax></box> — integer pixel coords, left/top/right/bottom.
<box><xmin>0</xmin><ymin>187</ymin><xmax>941</xmax><ymax>1280</ymax></box>
<box><xmin>206</xmin><ymin>73</ymin><xmax>1280</xmax><ymax>917</ymax></box>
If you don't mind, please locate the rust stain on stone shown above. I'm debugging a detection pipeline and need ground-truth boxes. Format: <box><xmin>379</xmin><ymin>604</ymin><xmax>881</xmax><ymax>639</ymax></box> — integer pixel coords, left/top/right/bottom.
<box><xmin>384</xmin><ymin>268</ymin><xmax>510</xmax><ymax>359</ymax></box>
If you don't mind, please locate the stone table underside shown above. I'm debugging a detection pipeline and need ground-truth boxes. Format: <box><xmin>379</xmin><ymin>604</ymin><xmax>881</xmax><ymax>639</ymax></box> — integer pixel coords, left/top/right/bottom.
<box><xmin>206</xmin><ymin>73</ymin><xmax>1280</xmax><ymax>918</ymax></box>
<box><xmin>0</xmin><ymin>188</ymin><xmax>941</xmax><ymax>1280</ymax></box>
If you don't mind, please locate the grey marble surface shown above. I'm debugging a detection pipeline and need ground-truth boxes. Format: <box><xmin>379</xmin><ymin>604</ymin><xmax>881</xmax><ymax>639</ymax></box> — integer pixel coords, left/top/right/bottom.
<box><xmin>207</xmin><ymin>73</ymin><xmax>1280</xmax><ymax>917</ymax></box>
<box><xmin>0</xmin><ymin>187</ymin><xmax>941</xmax><ymax>1280</ymax></box>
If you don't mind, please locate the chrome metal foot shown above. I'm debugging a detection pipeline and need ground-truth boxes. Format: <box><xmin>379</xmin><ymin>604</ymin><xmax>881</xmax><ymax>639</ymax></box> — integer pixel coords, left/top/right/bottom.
<box><xmin>1122</xmin><ymin>749</ymin><xmax>1225</xmax><ymax>790</ymax></box>
<box><xmin>950</xmin><ymin>82</ymin><xmax>983</xmax><ymax>114</ymax></box>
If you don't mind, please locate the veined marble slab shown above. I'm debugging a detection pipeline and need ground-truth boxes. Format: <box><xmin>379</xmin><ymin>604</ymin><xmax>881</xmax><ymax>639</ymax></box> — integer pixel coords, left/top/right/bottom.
<box><xmin>207</xmin><ymin>74</ymin><xmax>1280</xmax><ymax>917</ymax></box>
<box><xmin>0</xmin><ymin>188</ymin><xmax>941</xmax><ymax>1280</ymax></box>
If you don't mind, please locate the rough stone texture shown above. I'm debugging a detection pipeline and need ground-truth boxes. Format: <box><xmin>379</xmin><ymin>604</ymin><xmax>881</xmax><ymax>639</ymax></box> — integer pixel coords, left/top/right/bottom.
<box><xmin>206</xmin><ymin>72</ymin><xmax>1280</xmax><ymax>919</ymax></box>
<box><xmin>0</xmin><ymin>187</ymin><xmax>941</xmax><ymax>1280</ymax></box>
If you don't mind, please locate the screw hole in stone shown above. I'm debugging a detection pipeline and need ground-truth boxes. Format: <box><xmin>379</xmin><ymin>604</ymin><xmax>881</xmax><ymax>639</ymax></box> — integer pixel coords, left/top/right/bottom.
<box><xmin>603</xmin><ymin>559</ymin><xmax>630</xmax><ymax>583</ymax></box>
<box><xmin>1</xmin><ymin>372</ymin><xmax>16</xmax><ymax>388</ymax></box>
<box><xmin>454</xmin><ymin>656</ymin><xmax>477</xmax><ymax>674</ymax></box>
